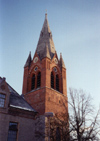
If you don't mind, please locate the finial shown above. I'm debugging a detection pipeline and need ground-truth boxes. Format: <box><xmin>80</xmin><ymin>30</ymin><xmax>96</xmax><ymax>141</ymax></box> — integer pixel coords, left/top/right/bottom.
<box><xmin>3</xmin><ymin>77</ymin><xmax>6</xmax><ymax>81</ymax></box>
<box><xmin>45</xmin><ymin>9</ymin><xmax>47</xmax><ymax>19</ymax></box>
<box><xmin>60</xmin><ymin>53</ymin><xmax>62</xmax><ymax>58</ymax></box>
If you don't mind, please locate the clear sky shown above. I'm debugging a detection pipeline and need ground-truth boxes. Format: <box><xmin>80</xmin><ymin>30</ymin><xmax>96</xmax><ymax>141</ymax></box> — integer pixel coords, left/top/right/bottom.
<box><xmin>0</xmin><ymin>0</ymin><xmax>100</xmax><ymax>108</ymax></box>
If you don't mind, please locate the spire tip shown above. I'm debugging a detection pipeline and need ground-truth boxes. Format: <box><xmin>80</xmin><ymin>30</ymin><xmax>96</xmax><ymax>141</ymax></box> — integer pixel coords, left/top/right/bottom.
<box><xmin>45</xmin><ymin>9</ymin><xmax>47</xmax><ymax>19</ymax></box>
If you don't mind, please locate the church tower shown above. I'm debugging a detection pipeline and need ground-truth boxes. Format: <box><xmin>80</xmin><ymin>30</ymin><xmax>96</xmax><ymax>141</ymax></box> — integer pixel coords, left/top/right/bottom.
<box><xmin>22</xmin><ymin>13</ymin><xmax>68</xmax><ymax>115</ymax></box>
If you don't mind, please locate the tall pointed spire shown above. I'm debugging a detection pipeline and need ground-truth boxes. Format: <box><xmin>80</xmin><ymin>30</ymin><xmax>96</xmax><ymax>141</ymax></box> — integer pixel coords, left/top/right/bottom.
<box><xmin>36</xmin><ymin>13</ymin><xmax>56</xmax><ymax>60</ymax></box>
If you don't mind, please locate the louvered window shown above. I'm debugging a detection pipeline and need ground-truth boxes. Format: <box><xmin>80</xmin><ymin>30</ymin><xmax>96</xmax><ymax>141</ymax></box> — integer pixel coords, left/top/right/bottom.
<box><xmin>56</xmin><ymin>74</ymin><xmax>59</xmax><ymax>91</ymax></box>
<box><xmin>31</xmin><ymin>74</ymin><xmax>35</xmax><ymax>90</ymax></box>
<box><xmin>37</xmin><ymin>72</ymin><xmax>41</xmax><ymax>88</ymax></box>
<box><xmin>51</xmin><ymin>72</ymin><xmax>54</xmax><ymax>88</ymax></box>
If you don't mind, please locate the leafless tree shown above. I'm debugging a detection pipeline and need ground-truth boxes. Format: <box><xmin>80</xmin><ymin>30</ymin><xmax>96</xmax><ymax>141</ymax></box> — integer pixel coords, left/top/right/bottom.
<box><xmin>68</xmin><ymin>88</ymin><xmax>100</xmax><ymax>141</ymax></box>
<box><xmin>47</xmin><ymin>114</ymin><xmax>69</xmax><ymax>141</ymax></box>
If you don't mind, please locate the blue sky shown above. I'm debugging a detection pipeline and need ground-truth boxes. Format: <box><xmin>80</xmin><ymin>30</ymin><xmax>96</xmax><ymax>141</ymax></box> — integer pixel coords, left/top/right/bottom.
<box><xmin>0</xmin><ymin>0</ymin><xmax>100</xmax><ymax>108</ymax></box>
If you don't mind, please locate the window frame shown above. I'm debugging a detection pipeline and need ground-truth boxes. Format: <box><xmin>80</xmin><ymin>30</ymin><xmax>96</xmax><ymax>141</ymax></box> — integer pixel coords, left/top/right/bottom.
<box><xmin>37</xmin><ymin>71</ymin><xmax>41</xmax><ymax>88</ymax></box>
<box><xmin>31</xmin><ymin>67</ymin><xmax>41</xmax><ymax>90</ymax></box>
<box><xmin>56</xmin><ymin>74</ymin><xmax>59</xmax><ymax>91</ymax></box>
<box><xmin>51</xmin><ymin>71</ymin><xmax>54</xmax><ymax>89</ymax></box>
<box><xmin>8</xmin><ymin>122</ymin><xmax>18</xmax><ymax>141</ymax></box>
<box><xmin>0</xmin><ymin>93</ymin><xmax>6</xmax><ymax>108</ymax></box>
<box><xmin>51</xmin><ymin>67</ymin><xmax>60</xmax><ymax>92</ymax></box>
<box><xmin>31</xmin><ymin>74</ymin><xmax>35</xmax><ymax>90</ymax></box>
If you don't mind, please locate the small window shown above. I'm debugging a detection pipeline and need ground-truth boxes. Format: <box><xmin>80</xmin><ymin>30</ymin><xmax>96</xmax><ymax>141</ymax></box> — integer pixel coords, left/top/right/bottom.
<box><xmin>37</xmin><ymin>72</ymin><xmax>41</xmax><ymax>88</ymax></box>
<box><xmin>53</xmin><ymin>67</ymin><xmax>57</xmax><ymax>72</ymax></box>
<box><xmin>51</xmin><ymin>72</ymin><xmax>54</xmax><ymax>88</ymax></box>
<box><xmin>56</xmin><ymin>75</ymin><xmax>59</xmax><ymax>91</ymax></box>
<box><xmin>31</xmin><ymin>74</ymin><xmax>35</xmax><ymax>90</ymax></box>
<box><xmin>0</xmin><ymin>93</ymin><xmax>5</xmax><ymax>107</ymax></box>
<box><xmin>34</xmin><ymin>66</ymin><xmax>38</xmax><ymax>71</ymax></box>
<box><xmin>8</xmin><ymin>122</ymin><xmax>18</xmax><ymax>141</ymax></box>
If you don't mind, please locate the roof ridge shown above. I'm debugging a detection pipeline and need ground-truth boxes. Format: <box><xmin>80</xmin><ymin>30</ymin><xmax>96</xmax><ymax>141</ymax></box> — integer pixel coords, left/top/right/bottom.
<box><xmin>7</xmin><ymin>82</ymin><xmax>19</xmax><ymax>95</ymax></box>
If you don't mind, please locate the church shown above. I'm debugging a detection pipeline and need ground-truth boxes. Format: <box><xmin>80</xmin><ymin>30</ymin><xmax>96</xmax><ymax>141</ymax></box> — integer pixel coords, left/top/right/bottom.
<box><xmin>0</xmin><ymin>13</ymin><xmax>68</xmax><ymax>141</ymax></box>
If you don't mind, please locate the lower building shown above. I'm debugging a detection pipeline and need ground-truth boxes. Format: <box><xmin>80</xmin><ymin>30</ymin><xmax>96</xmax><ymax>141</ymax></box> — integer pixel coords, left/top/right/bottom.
<box><xmin>0</xmin><ymin>77</ymin><xmax>37</xmax><ymax>141</ymax></box>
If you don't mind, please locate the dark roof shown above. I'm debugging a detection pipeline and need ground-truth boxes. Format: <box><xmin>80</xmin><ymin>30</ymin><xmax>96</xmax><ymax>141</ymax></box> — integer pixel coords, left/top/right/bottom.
<box><xmin>7</xmin><ymin>83</ymin><xmax>37</xmax><ymax>112</ymax></box>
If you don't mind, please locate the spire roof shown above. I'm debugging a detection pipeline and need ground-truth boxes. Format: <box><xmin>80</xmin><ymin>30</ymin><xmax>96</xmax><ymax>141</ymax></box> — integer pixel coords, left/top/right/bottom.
<box><xmin>24</xmin><ymin>52</ymin><xmax>32</xmax><ymax>67</ymax></box>
<box><xmin>36</xmin><ymin>13</ymin><xmax>56</xmax><ymax>60</ymax></box>
<box><xmin>41</xmin><ymin>13</ymin><xmax>51</xmax><ymax>33</ymax></box>
<box><xmin>43</xmin><ymin>43</ymin><xmax>51</xmax><ymax>59</ymax></box>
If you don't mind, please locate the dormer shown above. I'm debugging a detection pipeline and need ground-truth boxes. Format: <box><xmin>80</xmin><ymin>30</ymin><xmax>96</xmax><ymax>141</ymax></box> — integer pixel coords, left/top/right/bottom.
<box><xmin>0</xmin><ymin>77</ymin><xmax>10</xmax><ymax>113</ymax></box>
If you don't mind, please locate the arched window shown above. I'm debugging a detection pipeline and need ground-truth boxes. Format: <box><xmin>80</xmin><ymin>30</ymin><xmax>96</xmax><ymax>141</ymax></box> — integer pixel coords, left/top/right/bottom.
<box><xmin>37</xmin><ymin>72</ymin><xmax>41</xmax><ymax>88</ymax></box>
<box><xmin>31</xmin><ymin>74</ymin><xmax>35</xmax><ymax>90</ymax></box>
<box><xmin>51</xmin><ymin>72</ymin><xmax>54</xmax><ymax>88</ymax></box>
<box><xmin>56</xmin><ymin>74</ymin><xmax>59</xmax><ymax>91</ymax></box>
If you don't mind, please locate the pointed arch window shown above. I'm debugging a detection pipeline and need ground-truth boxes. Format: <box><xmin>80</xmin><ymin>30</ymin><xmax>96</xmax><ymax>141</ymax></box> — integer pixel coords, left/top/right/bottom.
<box><xmin>37</xmin><ymin>72</ymin><xmax>41</xmax><ymax>88</ymax></box>
<box><xmin>56</xmin><ymin>74</ymin><xmax>59</xmax><ymax>91</ymax></box>
<box><xmin>51</xmin><ymin>72</ymin><xmax>54</xmax><ymax>88</ymax></box>
<box><xmin>31</xmin><ymin>74</ymin><xmax>35</xmax><ymax>90</ymax></box>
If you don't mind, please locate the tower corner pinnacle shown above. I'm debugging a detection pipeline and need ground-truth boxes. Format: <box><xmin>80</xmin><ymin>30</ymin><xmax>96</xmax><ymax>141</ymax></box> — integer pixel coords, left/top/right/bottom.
<box><xmin>60</xmin><ymin>53</ymin><xmax>66</xmax><ymax>69</ymax></box>
<box><xmin>24</xmin><ymin>51</ymin><xmax>32</xmax><ymax>68</ymax></box>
